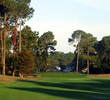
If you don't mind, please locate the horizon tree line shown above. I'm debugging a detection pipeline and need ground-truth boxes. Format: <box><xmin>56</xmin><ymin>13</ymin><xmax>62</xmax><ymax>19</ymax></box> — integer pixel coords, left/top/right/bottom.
<box><xmin>0</xmin><ymin>0</ymin><xmax>110</xmax><ymax>77</ymax></box>
<box><xmin>69</xmin><ymin>30</ymin><xmax>110</xmax><ymax>74</ymax></box>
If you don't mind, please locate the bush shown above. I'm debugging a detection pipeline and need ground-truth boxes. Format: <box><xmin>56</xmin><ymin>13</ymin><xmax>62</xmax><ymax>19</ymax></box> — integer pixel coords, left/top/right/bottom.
<box><xmin>17</xmin><ymin>50</ymin><xmax>36</xmax><ymax>77</ymax></box>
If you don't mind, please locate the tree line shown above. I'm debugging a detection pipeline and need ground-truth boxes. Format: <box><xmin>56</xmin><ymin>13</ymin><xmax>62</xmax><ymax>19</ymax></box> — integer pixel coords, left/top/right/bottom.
<box><xmin>69</xmin><ymin>30</ymin><xmax>110</xmax><ymax>74</ymax></box>
<box><xmin>0</xmin><ymin>0</ymin><xmax>74</xmax><ymax>78</ymax></box>
<box><xmin>0</xmin><ymin>0</ymin><xmax>110</xmax><ymax>78</ymax></box>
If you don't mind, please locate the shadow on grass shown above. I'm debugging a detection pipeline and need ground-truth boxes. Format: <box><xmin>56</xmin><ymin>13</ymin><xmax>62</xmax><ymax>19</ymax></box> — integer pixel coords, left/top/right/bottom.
<box><xmin>17</xmin><ymin>79</ymin><xmax>110</xmax><ymax>93</ymax></box>
<box><xmin>8</xmin><ymin>79</ymin><xmax>110</xmax><ymax>100</ymax></box>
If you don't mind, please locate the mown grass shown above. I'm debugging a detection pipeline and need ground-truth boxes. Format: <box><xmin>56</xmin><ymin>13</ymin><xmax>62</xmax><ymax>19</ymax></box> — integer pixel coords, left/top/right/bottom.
<box><xmin>0</xmin><ymin>73</ymin><xmax>110</xmax><ymax>100</ymax></box>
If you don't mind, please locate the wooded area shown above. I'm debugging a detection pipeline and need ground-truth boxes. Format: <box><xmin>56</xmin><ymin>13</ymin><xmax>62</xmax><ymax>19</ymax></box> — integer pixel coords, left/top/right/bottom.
<box><xmin>0</xmin><ymin>0</ymin><xmax>110</xmax><ymax>78</ymax></box>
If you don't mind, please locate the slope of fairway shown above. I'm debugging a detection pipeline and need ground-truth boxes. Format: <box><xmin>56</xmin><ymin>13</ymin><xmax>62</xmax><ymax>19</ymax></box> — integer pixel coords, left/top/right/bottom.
<box><xmin>0</xmin><ymin>73</ymin><xmax>110</xmax><ymax>100</ymax></box>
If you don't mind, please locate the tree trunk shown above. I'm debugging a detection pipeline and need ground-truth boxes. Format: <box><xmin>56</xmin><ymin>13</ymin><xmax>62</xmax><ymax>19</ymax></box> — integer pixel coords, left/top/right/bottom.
<box><xmin>2</xmin><ymin>31</ymin><xmax>6</xmax><ymax>76</ymax></box>
<box><xmin>76</xmin><ymin>44</ymin><xmax>79</xmax><ymax>73</ymax></box>
<box><xmin>87</xmin><ymin>50</ymin><xmax>89</xmax><ymax>74</ymax></box>
<box><xmin>0</xmin><ymin>29</ymin><xmax>3</xmax><ymax>75</ymax></box>
<box><xmin>87</xmin><ymin>59</ymin><xmax>89</xmax><ymax>74</ymax></box>
<box><xmin>19</xmin><ymin>20</ymin><xmax>22</xmax><ymax>53</ymax></box>
<box><xmin>13</xmin><ymin>47</ymin><xmax>16</xmax><ymax>77</ymax></box>
<box><xmin>12</xmin><ymin>22</ymin><xmax>18</xmax><ymax>77</ymax></box>
<box><xmin>2</xmin><ymin>14</ymin><xmax>7</xmax><ymax>76</ymax></box>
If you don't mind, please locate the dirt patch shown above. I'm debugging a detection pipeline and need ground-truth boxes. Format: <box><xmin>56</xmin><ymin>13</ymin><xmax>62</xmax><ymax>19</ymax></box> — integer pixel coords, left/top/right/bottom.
<box><xmin>90</xmin><ymin>74</ymin><xmax>110</xmax><ymax>78</ymax></box>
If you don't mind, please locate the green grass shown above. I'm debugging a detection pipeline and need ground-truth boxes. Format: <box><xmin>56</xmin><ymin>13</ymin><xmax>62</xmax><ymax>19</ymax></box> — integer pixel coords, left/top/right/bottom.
<box><xmin>0</xmin><ymin>73</ymin><xmax>110</xmax><ymax>100</ymax></box>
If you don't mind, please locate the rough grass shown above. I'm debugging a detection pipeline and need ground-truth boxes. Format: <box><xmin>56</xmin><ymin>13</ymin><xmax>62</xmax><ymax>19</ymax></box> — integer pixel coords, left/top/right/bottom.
<box><xmin>0</xmin><ymin>75</ymin><xmax>18</xmax><ymax>83</ymax></box>
<box><xmin>90</xmin><ymin>74</ymin><xmax>110</xmax><ymax>78</ymax></box>
<box><xmin>0</xmin><ymin>73</ymin><xmax>110</xmax><ymax>100</ymax></box>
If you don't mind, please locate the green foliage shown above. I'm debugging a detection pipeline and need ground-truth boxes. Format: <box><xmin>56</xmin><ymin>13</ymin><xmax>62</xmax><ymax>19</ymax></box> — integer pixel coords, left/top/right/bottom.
<box><xmin>1</xmin><ymin>0</ymin><xmax>110</xmax><ymax>75</ymax></box>
<box><xmin>69</xmin><ymin>30</ymin><xmax>97</xmax><ymax>73</ymax></box>
<box><xmin>46</xmin><ymin>57</ymin><xmax>59</xmax><ymax>72</ymax></box>
<box><xmin>21</xmin><ymin>25</ymin><xmax>39</xmax><ymax>51</ymax></box>
<box><xmin>95</xmin><ymin>36</ymin><xmax>110</xmax><ymax>71</ymax></box>
<box><xmin>0</xmin><ymin>0</ymin><xmax>34</xmax><ymax>20</ymax></box>
<box><xmin>53</xmin><ymin>51</ymin><xmax>74</xmax><ymax>66</ymax></box>
<box><xmin>38</xmin><ymin>31</ymin><xmax>57</xmax><ymax>50</ymax></box>
<box><xmin>0</xmin><ymin>0</ymin><xmax>34</xmax><ymax>76</ymax></box>
<box><xmin>35</xmin><ymin>31</ymin><xmax>57</xmax><ymax>72</ymax></box>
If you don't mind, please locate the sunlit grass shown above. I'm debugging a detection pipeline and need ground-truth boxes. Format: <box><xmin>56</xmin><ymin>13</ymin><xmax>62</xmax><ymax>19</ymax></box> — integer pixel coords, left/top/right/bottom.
<box><xmin>0</xmin><ymin>73</ymin><xmax>110</xmax><ymax>100</ymax></box>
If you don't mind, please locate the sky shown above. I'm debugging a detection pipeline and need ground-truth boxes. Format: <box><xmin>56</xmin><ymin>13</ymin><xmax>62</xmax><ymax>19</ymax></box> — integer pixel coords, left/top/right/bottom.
<box><xmin>26</xmin><ymin>0</ymin><xmax>110</xmax><ymax>53</ymax></box>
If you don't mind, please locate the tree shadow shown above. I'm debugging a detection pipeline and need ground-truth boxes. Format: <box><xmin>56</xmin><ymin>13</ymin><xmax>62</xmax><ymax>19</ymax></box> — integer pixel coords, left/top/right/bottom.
<box><xmin>17</xmin><ymin>79</ymin><xmax>110</xmax><ymax>93</ymax></box>
<box><xmin>8</xmin><ymin>79</ymin><xmax>110</xmax><ymax>100</ymax></box>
